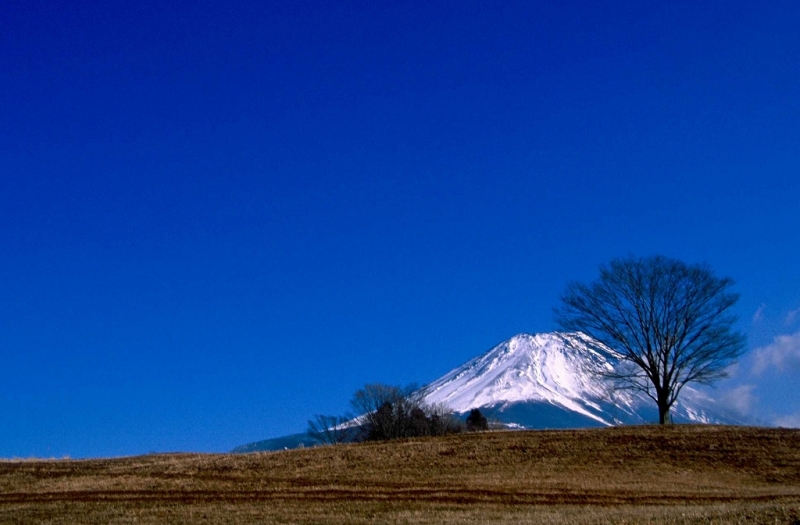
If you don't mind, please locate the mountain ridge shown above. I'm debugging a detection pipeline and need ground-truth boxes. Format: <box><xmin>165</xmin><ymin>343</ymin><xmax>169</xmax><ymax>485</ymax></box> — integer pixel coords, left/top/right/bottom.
<box><xmin>420</xmin><ymin>331</ymin><xmax>737</xmax><ymax>428</ymax></box>
<box><xmin>233</xmin><ymin>331</ymin><xmax>741</xmax><ymax>452</ymax></box>
<box><xmin>421</xmin><ymin>332</ymin><xmax>617</xmax><ymax>424</ymax></box>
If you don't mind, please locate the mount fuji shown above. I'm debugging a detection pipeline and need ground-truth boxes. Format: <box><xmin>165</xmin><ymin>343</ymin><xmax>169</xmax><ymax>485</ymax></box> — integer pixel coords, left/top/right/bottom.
<box><xmin>233</xmin><ymin>332</ymin><xmax>740</xmax><ymax>452</ymax></box>
<box><xmin>420</xmin><ymin>332</ymin><xmax>739</xmax><ymax>429</ymax></box>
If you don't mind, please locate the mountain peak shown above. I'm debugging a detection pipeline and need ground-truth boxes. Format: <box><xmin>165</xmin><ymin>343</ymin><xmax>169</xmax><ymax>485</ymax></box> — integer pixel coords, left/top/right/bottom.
<box><xmin>421</xmin><ymin>331</ymin><xmax>734</xmax><ymax>428</ymax></box>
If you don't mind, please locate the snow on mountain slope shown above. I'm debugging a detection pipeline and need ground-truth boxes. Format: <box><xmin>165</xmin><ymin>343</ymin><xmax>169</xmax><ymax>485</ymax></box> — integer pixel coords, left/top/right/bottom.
<box><xmin>421</xmin><ymin>332</ymin><xmax>735</xmax><ymax>427</ymax></box>
<box><xmin>233</xmin><ymin>332</ymin><xmax>741</xmax><ymax>452</ymax></box>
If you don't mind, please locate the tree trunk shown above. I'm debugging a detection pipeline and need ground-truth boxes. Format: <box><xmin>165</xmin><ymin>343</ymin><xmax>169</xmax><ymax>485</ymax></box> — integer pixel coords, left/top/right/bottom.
<box><xmin>657</xmin><ymin>402</ymin><xmax>671</xmax><ymax>425</ymax></box>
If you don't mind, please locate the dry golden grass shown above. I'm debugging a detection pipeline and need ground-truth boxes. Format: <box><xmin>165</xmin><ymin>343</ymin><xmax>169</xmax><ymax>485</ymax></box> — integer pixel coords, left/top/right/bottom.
<box><xmin>1</xmin><ymin>425</ymin><xmax>799</xmax><ymax>524</ymax></box>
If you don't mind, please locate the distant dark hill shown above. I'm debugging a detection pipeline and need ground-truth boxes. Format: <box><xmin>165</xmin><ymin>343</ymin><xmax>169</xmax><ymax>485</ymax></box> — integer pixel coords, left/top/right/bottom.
<box><xmin>231</xmin><ymin>432</ymin><xmax>317</xmax><ymax>453</ymax></box>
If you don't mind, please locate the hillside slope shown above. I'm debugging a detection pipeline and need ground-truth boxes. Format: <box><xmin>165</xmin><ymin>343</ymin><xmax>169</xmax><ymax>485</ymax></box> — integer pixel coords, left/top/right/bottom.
<box><xmin>2</xmin><ymin>426</ymin><xmax>799</xmax><ymax>524</ymax></box>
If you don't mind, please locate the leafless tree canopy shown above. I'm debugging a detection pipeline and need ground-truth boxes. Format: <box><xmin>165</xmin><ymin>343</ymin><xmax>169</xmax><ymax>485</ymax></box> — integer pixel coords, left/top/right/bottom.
<box><xmin>351</xmin><ymin>383</ymin><xmax>463</xmax><ymax>441</ymax></box>
<box><xmin>555</xmin><ymin>255</ymin><xmax>746</xmax><ymax>424</ymax></box>
<box><xmin>307</xmin><ymin>384</ymin><xmax>464</xmax><ymax>446</ymax></box>
<box><xmin>307</xmin><ymin>414</ymin><xmax>353</xmax><ymax>445</ymax></box>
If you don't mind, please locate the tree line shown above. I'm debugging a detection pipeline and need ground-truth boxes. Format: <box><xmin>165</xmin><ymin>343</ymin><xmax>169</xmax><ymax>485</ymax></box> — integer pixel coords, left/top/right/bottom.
<box><xmin>307</xmin><ymin>384</ymin><xmax>489</xmax><ymax>445</ymax></box>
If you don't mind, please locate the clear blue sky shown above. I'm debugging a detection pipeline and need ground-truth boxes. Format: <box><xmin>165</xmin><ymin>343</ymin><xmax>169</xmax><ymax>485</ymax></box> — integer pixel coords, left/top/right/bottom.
<box><xmin>2</xmin><ymin>1</ymin><xmax>799</xmax><ymax>458</ymax></box>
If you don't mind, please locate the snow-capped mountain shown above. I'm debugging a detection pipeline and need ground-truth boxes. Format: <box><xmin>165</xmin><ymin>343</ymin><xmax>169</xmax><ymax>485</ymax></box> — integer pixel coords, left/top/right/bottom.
<box><xmin>420</xmin><ymin>332</ymin><xmax>737</xmax><ymax>428</ymax></box>
<box><xmin>233</xmin><ymin>331</ymin><xmax>740</xmax><ymax>452</ymax></box>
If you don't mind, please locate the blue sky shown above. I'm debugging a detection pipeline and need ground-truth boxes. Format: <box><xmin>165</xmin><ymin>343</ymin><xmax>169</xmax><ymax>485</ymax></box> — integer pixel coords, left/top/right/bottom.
<box><xmin>1</xmin><ymin>1</ymin><xmax>799</xmax><ymax>458</ymax></box>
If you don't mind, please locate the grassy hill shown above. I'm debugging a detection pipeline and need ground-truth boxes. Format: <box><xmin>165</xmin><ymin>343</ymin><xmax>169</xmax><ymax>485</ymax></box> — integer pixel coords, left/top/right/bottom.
<box><xmin>2</xmin><ymin>425</ymin><xmax>799</xmax><ymax>524</ymax></box>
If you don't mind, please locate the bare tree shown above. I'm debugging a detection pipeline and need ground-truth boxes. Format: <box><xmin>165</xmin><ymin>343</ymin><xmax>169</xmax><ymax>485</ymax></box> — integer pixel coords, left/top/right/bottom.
<box><xmin>350</xmin><ymin>383</ymin><xmax>417</xmax><ymax>441</ymax></box>
<box><xmin>349</xmin><ymin>383</ymin><xmax>463</xmax><ymax>440</ymax></box>
<box><xmin>426</xmin><ymin>402</ymin><xmax>464</xmax><ymax>436</ymax></box>
<box><xmin>350</xmin><ymin>383</ymin><xmax>416</xmax><ymax>420</ymax></box>
<box><xmin>307</xmin><ymin>414</ymin><xmax>352</xmax><ymax>445</ymax></box>
<box><xmin>555</xmin><ymin>255</ymin><xmax>746</xmax><ymax>425</ymax></box>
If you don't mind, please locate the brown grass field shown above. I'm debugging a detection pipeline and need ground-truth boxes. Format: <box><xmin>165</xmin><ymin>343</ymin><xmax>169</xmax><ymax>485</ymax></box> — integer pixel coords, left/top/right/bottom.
<box><xmin>1</xmin><ymin>425</ymin><xmax>799</xmax><ymax>524</ymax></box>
